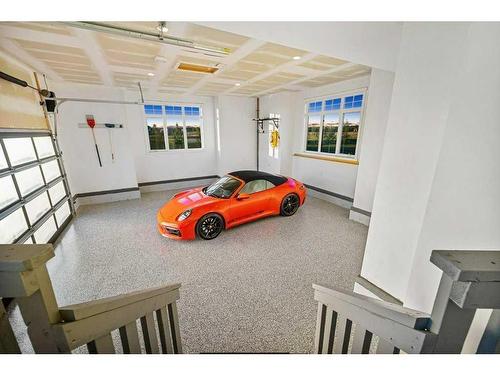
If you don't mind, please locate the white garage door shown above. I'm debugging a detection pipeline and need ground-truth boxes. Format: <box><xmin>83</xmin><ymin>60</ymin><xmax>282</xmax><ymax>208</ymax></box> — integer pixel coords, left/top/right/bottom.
<box><xmin>0</xmin><ymin>130</ymin><xmax>73</xmax><ymax>244</ymax></box>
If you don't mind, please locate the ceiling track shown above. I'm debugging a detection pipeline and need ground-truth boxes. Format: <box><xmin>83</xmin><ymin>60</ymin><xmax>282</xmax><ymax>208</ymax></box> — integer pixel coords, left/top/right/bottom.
<box><xmin>61</xmin><ymin>21</ymin><xmax>231</xmax><ymax>57</ymax></box>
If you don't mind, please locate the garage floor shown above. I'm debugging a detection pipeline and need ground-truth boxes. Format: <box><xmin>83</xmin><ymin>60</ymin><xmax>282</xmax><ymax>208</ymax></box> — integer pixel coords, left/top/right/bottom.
<box><xmin>10</xmin><ymin>189</ymin><xmax>368</xmax><ymax>353</ymax></box>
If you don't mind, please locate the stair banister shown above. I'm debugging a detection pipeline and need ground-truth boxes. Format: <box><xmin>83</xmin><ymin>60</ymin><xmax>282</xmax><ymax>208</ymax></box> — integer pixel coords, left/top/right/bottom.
<box><xmin>0</xmin><ymin>244</ymin><xmax>183</xmax><ymax>354</ymax></box>
<box><xmin>429</xmin><ymin>250</ymin><xmax>500</xmax><ymax>353</ymax></box>
<box><xmin>313</xmin><ymin>250</ymin><xmax>500</xmax><ymax>354</ymax></box>
<box><xmin>0</xmin><ymin>244</ymin><xmax>63</xmax><ymax>353</ymax></box>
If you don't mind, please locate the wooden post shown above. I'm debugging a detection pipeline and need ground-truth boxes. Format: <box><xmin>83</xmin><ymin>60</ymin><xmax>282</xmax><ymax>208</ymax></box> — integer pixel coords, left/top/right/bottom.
<box><xmin>168</xmin><ymin>302</ymin><xmax>183</xmax><ymax>353</ymax></box>
<box><xmin>0</xmin><ymin>244</ymin><xmax>67</xmax><ymax>353</ymax></box>
<box><xmin>429</xmin><ymin>250</ymin><xmax>500</xmax><ymax>354</ymax></box>
<box><xmin>0</xmin><ymin>301</ymin><xmax>21</xmax><ymax>353</ymax></box>
<box><xmin>428</xmin><ymin>273</ymin><xmax>475</xmax><ymax>353</ymax></box>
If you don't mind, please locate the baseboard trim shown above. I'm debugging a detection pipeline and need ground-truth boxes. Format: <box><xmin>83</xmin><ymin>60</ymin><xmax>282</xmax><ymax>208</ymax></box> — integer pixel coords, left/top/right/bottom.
<box><xmin>73</xmin><ymin>186</ymin><xmax>140</xmax><ymax>200</ymax></box>
<box><xmin>138</xmin><ymin>175</ymin><xmax>219</xmax><ymax>187</ymax></box>
<box><xmin>350</xmin><ymin>206</ymin><xmax>371</xmax><ymax>217</ymax></box>
<box><xmin>355</xmin><ymin>275</ymin><xmax>403</xmax><ymax>305</ymax></box>
<box><xmin>304</xmin><ymin>183</ymin><xmax>354</xmax><ymax>203</ymax></box>
<box><xmin>349</xmin><ymin>206</ymin><xmax>371</xmax><ymax>226</ymax></box>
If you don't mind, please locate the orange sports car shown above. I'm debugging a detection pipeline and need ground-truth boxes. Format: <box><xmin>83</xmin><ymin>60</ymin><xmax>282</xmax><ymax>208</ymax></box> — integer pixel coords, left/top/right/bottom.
<box><xmin>157</xmin><ymin>170</ymin><xmax>307</xmax><ymax>240</ymax></box>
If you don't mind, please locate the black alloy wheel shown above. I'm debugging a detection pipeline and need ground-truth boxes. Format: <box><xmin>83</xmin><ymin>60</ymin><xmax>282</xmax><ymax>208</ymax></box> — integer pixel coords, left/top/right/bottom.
<box><xmin>280</xmin><ymin>193</ymin><xmax>300</xmax><ymax>216</ymax></box>
<box><xmin>196</xmin><ymin>214</ymin><xmax>224</xmax><ymax>240</ymax></box>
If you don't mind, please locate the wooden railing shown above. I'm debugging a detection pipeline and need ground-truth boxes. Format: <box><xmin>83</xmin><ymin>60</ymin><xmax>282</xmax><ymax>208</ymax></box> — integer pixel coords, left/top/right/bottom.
<box><xmin>314</xmin><ymin>250</ymin><xmax>500</xmax><ymax>354</ymax></box>
<box><xmin>0</xmin><ymin>244</ymin><xmax>182</xmax><ymax>354</ymax></box>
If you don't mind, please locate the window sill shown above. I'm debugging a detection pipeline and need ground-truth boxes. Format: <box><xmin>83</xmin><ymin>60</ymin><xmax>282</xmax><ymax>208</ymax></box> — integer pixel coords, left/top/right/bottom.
<box><xmin>147</xmin><ymin>147</ymin><xmax>206</xmax><ymax>154</ymax></box>
<box><xmin>293</xmin><ymin>152</ymin><xmax>359</xmax><ymax>165</ymax></box>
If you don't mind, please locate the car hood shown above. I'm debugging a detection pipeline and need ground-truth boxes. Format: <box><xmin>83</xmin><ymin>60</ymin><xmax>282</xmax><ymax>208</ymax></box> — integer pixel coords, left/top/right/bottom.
<box><xmin>158</xmin><ymin>187</ymin><xmax>217</xmax><ymax>222</ymax></box>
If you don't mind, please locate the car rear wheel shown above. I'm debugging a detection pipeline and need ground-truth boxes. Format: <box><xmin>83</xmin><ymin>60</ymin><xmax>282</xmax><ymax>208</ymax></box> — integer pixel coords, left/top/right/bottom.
<box><xmin>196</xmin><ymin>213</ymin><xmax>224</xmax><ymax>240</ymax></box>
<box><xmin>280</xmin><ymin>193</ymin><xmax>300</xmax><ymax>216</ymax></box>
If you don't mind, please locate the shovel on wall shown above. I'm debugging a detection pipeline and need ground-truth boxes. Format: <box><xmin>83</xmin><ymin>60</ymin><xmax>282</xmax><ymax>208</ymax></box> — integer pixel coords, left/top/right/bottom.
<box><xmin>105</xmin><ymin>123</ymin><xmax>116</xmax><ymax>162</ymax></box>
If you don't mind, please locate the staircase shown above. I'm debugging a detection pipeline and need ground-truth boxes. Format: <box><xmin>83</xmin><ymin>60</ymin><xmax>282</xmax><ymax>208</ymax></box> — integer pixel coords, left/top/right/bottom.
<box><xmin>313</xmin><ymin>250</ymin><xmax>500</xmax><ymax>354</ymax></box>
<box><xmin>0</xmin><ymin>244</ymin><xmax>182</xmax><ymax>354</ymax></box>
<box><xmin>1</xmin><ymin>245</ymin><xmax>498</xmax><ymax>354</ymax></box>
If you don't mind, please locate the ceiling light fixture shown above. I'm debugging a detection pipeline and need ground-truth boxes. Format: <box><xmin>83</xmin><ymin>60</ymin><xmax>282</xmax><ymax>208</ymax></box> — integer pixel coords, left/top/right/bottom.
<box><xmin>293</xmin><ymin>56</ymin><xmax>301</xmax><ymax>60</ymax></box>
<box><xmin>147</xmin><ymin>72</ymin><xmax>155</xmax><ymax>77</ymax></box>
<box><xmin>235</xmin><ymin>83</ymin><xmax>241</xmax><ymax>86</ymax></box>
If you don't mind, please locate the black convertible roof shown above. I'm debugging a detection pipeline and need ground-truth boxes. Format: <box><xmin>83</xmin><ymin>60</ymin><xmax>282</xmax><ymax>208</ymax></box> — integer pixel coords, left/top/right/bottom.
<box><xmin>228</xmin><ymin>170</ymin><xmax>288</xmax><ymax>186</ymax></box>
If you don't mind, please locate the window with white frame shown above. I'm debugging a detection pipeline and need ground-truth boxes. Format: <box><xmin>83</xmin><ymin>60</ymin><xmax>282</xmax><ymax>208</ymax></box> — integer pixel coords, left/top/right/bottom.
<box><xmin>305</xmin><ymin>93</ymin><xmax>364</xmax><ymax>157</ymax></box>
<box><xmin>268</xmin><ymin>113</ymin><xmax>280</xmax><ymax>159</ymax></box>
<box><xmin>0</xmin><ymin>132</ymin><xmax>73</xmax><ymax>244</ymax></box>
<box><xmin>144</xmin><ymin>104</ymin><xmax>203</xmax><ymax>151</ymax></box>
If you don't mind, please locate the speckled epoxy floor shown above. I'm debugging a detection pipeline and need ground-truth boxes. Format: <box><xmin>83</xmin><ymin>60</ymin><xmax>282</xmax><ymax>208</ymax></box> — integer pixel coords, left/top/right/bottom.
<box><xmin>10</xmin><ymin>190</ymin><xmax>368</xmax><ymax>353</ymax></box>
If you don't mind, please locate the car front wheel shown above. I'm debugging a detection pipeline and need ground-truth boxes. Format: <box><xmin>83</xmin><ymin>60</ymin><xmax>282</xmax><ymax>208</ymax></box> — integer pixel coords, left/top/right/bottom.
<box><xmin>196</xmin><ymin>213</ymin><xmax>224</xmax><ymax>240</ymax></box>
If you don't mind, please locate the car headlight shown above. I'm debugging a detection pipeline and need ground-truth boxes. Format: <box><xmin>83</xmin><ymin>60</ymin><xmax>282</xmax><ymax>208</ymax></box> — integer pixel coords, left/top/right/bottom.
<box><xmin>177</xmin><ymin>209</ymin><xmax>192</xmax><ymax>222</ymax></box>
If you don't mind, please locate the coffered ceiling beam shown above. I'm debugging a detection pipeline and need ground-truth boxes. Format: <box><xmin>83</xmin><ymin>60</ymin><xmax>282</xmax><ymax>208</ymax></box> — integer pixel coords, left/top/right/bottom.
<box><xmin>70</xmin><ymin>28</ymin><xmax>113</xmax><ymax>86</ymax></box>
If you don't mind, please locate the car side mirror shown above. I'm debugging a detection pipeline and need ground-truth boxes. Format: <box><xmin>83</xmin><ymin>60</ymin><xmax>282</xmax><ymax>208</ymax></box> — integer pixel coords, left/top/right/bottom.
<box><xmin>237</xmin><ymin>193</ymin><xmax>250</xmax><ymax>200</ymax></box>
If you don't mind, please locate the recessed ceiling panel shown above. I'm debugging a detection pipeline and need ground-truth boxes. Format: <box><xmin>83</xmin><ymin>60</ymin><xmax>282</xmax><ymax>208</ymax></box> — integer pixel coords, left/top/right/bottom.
<box><xmin>183</xmin><ymin>23</ymin><xmax>250</xmax><ymax>50</ymax></box>
<box><xmin>257</xmin><ymin>42</ymin><xmax>308</xmax><ymax>58</ymax></box>
<box><xmin>263</xmin><ymin>72</ymin><xmax>305</xmax><ymax>85</ymax></box>
<box><xmin>7</xmin><ymin>22</ymin><xmax>72</xmax><ymax>36</ymax></box>
<box><xmin>299</xmin><ymin>64</ymin><xmax>371</xmax><ymax>88</ymax></box>
<box><xmin>13</xmin><ymin>39</ymin><xmax>85</xmax><ymax>57</ymax></box>
<box><xmin>299</xmin><ymin>55</ymin><xmax>348</xmax><ymax>71</ymax></box>
<box><xmin>201</xmin><ymin>82</ymin><xmax>235</xmax><ymax>91</ymax></box>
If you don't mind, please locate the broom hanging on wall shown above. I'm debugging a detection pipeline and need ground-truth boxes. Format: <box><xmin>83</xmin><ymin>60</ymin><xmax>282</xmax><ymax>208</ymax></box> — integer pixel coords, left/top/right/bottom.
<box><xmin>85</xmin><ymin>115</ymin><xmax>103</xmax><ymax>167</ymax></box>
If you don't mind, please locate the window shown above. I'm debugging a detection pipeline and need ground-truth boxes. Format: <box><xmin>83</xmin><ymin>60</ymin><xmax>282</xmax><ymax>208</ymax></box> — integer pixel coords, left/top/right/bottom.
<box><xmin>146</xmin><ymin>118</ymin><xmax>165</xmax><ymax>150</ymax></box>
<box><xmin>0</xmin><ymin>133</ymin><xmax>73</xmax><ymax>244</ymax></box>
<box><xmin>144</xmin><ymin>104</ymin><xmax>203</xmax><ymax>151</ymax></box>
<box><xmin>185</xmin><ymin>107</ymin><xmax>202</xmax><ymax>149</ymax></box>
<box><xmin>304</xmin><ymin>92</ymin><xmax>364</xmax><ymax>157</ymax></box>
<box><xmin>306</xmin><ymin>114</ymin><xmax>321</xmax><ymax>152</ymax></box>
<box><xmin>239</xmin><ymin>179</ymin><xmax>274</xmax><ymax>195</ymax></box>
<box><xmin>268</xmin><ymin>113</ymin><xmax>280</xmax><ymax>159</ymax></box>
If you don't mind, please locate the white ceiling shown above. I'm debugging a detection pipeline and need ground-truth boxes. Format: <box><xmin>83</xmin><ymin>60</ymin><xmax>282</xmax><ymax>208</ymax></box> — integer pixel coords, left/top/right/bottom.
<box><xmin>0</xmin><ymin>22</ymin><xmax>371</xmax><ymax>97</ymax></box>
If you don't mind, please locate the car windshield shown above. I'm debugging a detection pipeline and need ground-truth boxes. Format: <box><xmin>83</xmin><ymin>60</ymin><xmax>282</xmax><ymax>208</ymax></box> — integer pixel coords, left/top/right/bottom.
<box><xmin>203</xmin><ymin>176</ymin><xmax>241</xmax><ymax>199</ymax></box>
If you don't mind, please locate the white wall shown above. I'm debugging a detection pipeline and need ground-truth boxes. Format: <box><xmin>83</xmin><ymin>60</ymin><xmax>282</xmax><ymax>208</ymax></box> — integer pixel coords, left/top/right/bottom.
<box><xmin>359</xmin><ymin>23</ymin><xmax>472</xmax><ymax>302</ymax></box>
<box><xmin>216</xmin><ymin>95</ymin><xmax>257</xmax><ymax>176</ymax></box>
<box><xmin>257</xmin><ymin>91</ymin><xmax>296</xmax><ymax>176</ymax></box>
<box><xmin>198</xmin><ymin>22</ymin><xmax>403</xmax><ymax>72</ymax></box>
<box><xmin>52</xmin><ymin>84</ymin><xmax>139</xmax><ymax>196</ymax></box>
<box><xmin>350</xmin><ymin>69</ymin><xmax>395</xmax><ymax>220</ymax></box>
<box><xmin>403</xmin><ymin>22</ymin><xmax>500</xmax><ymax>313</ymax></box>
<box><xmin>291</xmin><ymin>76</ymin><xmax>370</xmax><ymax>200</ymax></box>
<box><xmin>123</xmin><ymin>91</ymin><xmax>218</xmax><ymax>184</ymax></box>
<box><xmin>52</xmin><ymin>83</ymin><xmax>223</xmax><ymax>201</ymax></box>
<box><xmin>356</xmin><ymin>23</ymin><xmax>500</xmax><ymax>353</ymax></box>
<box><xmin>258</xmin><ymin>74</ymin><xmax>394</xmax><ymax>212</ymax></box>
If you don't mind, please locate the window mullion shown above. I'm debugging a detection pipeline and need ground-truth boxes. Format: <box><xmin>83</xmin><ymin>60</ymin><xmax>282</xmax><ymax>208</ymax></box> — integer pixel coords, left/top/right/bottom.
<box><xmin>336</xmin><ymin>111</ymin><xmax>345</xmax><ymax>155</ymax></box>
<box><xmin>317</xmin><ymin>113</ymin><xmax>325</xmax><ymax>153</ymax></box>
<box><xmin>183</xmin><ymin>113</ymin><xmax>188</xmax><ymax>150</ymax></box>
<box><xmin>163</xmin><ymin>108</ymin><xmax>169</xmax><ymax>151</ymax></box>
<box><xmin>304</xmin><ymin>115</ymin><xmax>308</xmax><ymax>151</ymax></box>
<box><xmin>31</xmin><ymin>137</ymin><xmax>57</xmax><ymax>228</ymax></box>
